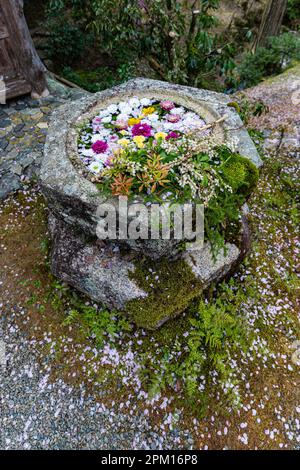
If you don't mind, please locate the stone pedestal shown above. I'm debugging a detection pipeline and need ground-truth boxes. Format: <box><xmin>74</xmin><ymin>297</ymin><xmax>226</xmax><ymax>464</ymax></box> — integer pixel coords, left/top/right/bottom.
<box><xmin>41</xmin><ymin>78</ymin><xmax>261</xmax><ymax>329</ymax></box>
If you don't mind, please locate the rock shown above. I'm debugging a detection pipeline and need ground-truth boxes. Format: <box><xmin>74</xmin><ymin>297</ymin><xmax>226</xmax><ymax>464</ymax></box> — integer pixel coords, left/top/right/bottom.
<box><xmin>50</xmin><ymin>215</ymin><xmax>242</xmax><ymax>329</ymax></box>
<box><xmin>37</xmin><ymin>122</ymin><xmax>49</xmax><ymax>129</ymax></box>
<box><xmin>41</xmin><ymin>77</ymin><xmax>261</xmax><ymax>258</ymax></box>
<box><xmin>184</xmin><ymin>243</ymin><xmax>240</xmax><ymax>285</ymax></box>
<box><xmin>0</xmin><ymin>118</ymin><xmax>11</xmax><ymax>128</ymax></box>
<box><xmin>49</xmin><ymin>215</ymin><xmax>148</xmax><ymax>311</ymax></box>
<box><xmin>0</xmin><ymin>139</ymin><xmax>8</xmax><ymax>150</ymax></box>
<box><xmin>40</xmin><ymin>78</ymin><xmax>258</xmax><ymax>328</ymax></box>
<box><xmin>239</xmin><ymin>64</ymin><xmax>300</xmax><ymax>156</ymax></box>
<box><xmin>11</xmin><ymin>163</ymin><xmax>23</xmax><ymax>176</ymax></box>
<box><xmin>0</xmin><ymin>172</ymin><xmax>21</xmax><ymax>199</ymax></box>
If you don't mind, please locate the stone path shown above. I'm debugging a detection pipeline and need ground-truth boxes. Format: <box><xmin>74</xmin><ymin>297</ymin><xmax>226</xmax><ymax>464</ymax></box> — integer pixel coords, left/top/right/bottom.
<box><xmin>0</xmin><ymin>75</ymin><xmax>88</xmax><ymax>200</ymax></box>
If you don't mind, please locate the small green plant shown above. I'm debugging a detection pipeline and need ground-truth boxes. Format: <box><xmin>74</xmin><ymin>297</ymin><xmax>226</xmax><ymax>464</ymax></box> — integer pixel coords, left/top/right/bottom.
<box><xmin>228</xmin><ymin>98</ymin><xmax>269</xmax><ymax>126</ymax></box>
<box><xmin>63</xmin><ymin>304</ymin><xmax>132</xmax><ymax>347</ymax></box>
<box><xmin>139</xmin><ymin>280</ymin><xmax>253</xmax><ymax>410</ymax></box>
<box><xmin>285</xmin><ymin>0</ymin><xmax>300</xmax><ymax>26</ymax></box>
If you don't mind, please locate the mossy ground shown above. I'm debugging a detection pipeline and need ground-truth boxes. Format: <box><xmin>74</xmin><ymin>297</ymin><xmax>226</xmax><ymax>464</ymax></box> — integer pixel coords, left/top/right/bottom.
<box><xmin>0</xmin><ymin>140</ymin><xmax>299</xmax><ymax>448</ymax></box>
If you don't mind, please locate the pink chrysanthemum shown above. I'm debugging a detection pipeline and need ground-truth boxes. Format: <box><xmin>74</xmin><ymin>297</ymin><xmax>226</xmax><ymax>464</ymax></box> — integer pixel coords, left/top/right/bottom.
<box><xmin>92</xmin><ymin>140</ymin><xmax>108</xmax><ymax>154</ymax></box>
<box><xmin>115</xmin><ymin>120</ymin><xmax>128</xmax><ymax>130</ymax></box>
<box><xmin>160</xmin><ymin>100</ymin><xmax>175</xmax><ymax>111</ymax></box>
<box><xmin>132</xmin><ymin>123</ymin><xmax>152</xmax><ymax>137</ymax></box>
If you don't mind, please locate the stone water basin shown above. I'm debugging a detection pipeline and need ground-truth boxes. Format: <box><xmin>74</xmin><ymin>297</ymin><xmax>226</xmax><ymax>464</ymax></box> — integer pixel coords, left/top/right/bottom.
<box><xmin>41</xmin><ymin>78</ymin><xmax>262</xmax><ymax>329</ymax></box>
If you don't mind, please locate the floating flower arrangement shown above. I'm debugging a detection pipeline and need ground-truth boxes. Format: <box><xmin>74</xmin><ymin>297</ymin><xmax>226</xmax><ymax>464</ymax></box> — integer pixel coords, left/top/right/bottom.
<box><xmin>77</xmin><ymin>97</ymin><xmax>259</xmax><ymax>233</ymax></box>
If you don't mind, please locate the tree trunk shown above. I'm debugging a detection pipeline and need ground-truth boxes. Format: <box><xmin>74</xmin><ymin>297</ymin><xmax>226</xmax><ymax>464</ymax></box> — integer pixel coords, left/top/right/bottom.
<box><xmin>0</xmin><ymin>0</ymin><xmax>48</xmax><ymax>98</ymax></box>
<box><xmin>254</xmin><ymin>0</ymin><xmax>288</xmax><ymax>50</ymax></box>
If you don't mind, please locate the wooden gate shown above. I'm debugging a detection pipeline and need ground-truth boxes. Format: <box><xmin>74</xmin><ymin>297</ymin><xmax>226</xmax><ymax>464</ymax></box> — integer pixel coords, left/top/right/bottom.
<box><xmin>0</xmin><ymin>0</ymin><xmax>47</xmax><ymax>101</ymax></box>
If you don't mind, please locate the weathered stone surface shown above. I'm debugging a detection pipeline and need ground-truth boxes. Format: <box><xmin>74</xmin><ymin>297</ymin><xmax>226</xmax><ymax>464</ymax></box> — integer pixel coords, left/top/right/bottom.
<box><xmin>49</xmin><ymin>215</ymin><xmax>148</xmax><ymax>311</ymax></box>
<box><xmin>39</xmin><ymin>78</ymin><xmax>259</xmax><ymax>328</ymax></box>
<box><xmin>184</xmin><ymin>243</ymin><xmax>240</xmax><ymax>286</ymax></box>
<box><xmin>238</xmin><ymin>64</ymin><xmax>300</xmax><ymax>157</ymax></box>
<box><xmin>41</xmin><ymin>78</ymin><xmax>261</xmax><ymax>259</ymax></box>
<box><xmin>49</xmin><ymin>214</ymin><xmax>244</xmax><ymax>329</ymax></box>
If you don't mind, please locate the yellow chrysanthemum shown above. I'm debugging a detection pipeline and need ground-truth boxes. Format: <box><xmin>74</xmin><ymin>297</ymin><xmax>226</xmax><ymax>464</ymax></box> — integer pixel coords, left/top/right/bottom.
<box><xmin>133</xmin><ymin>135</ymin><xmax>146</xmax><ymax>148</ymax></box>
<box><xmin>154</xmin><ymin>132</ymin><xmax>167</xmax><ymax>140</ymax></box>
<box><xmin>119</xmin><ymin>129</ymin><xmax>129</xmax><ymax>136</ymax></box>
<box><xmin>118</xmin><ymin>138</ymin><xmax>130</xmax><ymax>147</ymax></box>
<box><xmin>128</xmin><ymin>117</ymin><xmax>141</xmax><ymax>126</ymax></box>
<box><xmin>142</xmin><ymin>106</ymin><xmax>155</xmax><ymax>115</ymax></box>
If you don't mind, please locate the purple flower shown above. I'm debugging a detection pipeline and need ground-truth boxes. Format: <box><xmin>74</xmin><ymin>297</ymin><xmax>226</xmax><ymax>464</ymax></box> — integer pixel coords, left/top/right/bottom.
<box><xmin>92</xmin><ymin>117</ymin><xmax>102</xmax><ymax>124</ymax></box>
<box><xmin>160</xmin><ymin>100</ymin><xmax>175</xmax><ymax>111</ymax></box>
<box><xmin>166</xmin><ymin>131</ymin><xmax>180</xmax><ymax>140</ymax></box>
<box><xmin>92</xmin><ymin>140</ymin><xmax>108</xmax><ymax>154</ymax></box>
<box><xmin>132</xmin><ymin>123</ymin><xmax>152</xmax><ymax>137</ymax></box>
<box><xmin>104</xmin><ymin>156</ymin><xmax>115</xmax><ymax>167</ymax></box>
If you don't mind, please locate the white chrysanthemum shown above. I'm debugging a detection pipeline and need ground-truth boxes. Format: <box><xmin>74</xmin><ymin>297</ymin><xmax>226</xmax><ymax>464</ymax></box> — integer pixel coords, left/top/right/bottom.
<box><xmin>184</xmin><ymin>112</ymin><xmax>197</xmax><ymax>120</ymax></box>
<box><xmin>182</xmin><ymin>117</ymin><xmax>197</xmax><ymax>128</ymax></box>
<box><xmin>148</xmin><ymin>113</ymin><xmax>159</xmax><ymax>122</ymax></box>
<box><xmin>141</xmin><ymin>118</ymin><xmax>151</xmax><ymax>126</ymax></box>
<box><xmin>118</xmin><ymin>102</ymin><xmax>132</xmax><ymax>115</ymax></box>
<box><xmin>140</xmin><ymin>98</ymin><xmax>152</xmax><ymax>106</ymax></box>
<box><xmin>106</xmin><ymin>104</ymin><xmax>118</xmax><ymax>114</ymax></box>
<box><xmin>162</xmin><ymin>122</ymin><xmax>174</xmax><ymax>130</ymax></box>
<box><xmin>170</xmin><ymin>107</ymin><xmax>185</xmax><ymax>115</ymax></box>
<box><xmin>101</xmin><ymin>115</ymin><xmax>112</xmax><ymax>124</ymax></box>
<box><xmin>88</xmin><ymin>161</ymin><xmax>103</xmax><ymax>174</ymax></box>
<box><xmin>100</xmin><ymin>108</ymin><xmax>112</xmax><ymax>117</ymax></box>
<box><xmin>118</xmin><ymin>113</ymin><xmax>130</xmax><ymax>121</ymax></box>
<box><xmin>129</xmin><ymin>97</ymin><xmax>140</xmax><ymax>108</ymax></box>
<box><xmin>91</xmin><ymin>132</ymin><xmax>109</xmax><ymax>143</ymax></box>
<box><xmin>94</xmin><ymin>153</ymin><xmax>108</xmax><ymax>163</ymax></box>
<box><xmin>150</xmin><ymin>120</ymin><xmax>161</xmax><ymax>130</ymax></box>
<box><xmin>80</xmin><ymin>148</ymin><xmax>94</xmax><ymax>157</ymax></box>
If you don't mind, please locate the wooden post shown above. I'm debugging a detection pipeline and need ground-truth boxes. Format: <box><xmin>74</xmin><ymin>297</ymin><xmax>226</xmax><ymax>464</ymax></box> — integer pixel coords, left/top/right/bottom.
<box><xmin>254</xmin><ymin>0</ymin><xmax>288</xmax><ymax>50</ymax></box>
<box><xmin>0</xmin><ymin>0</ymin><xmax>48</xmax><ymax>98</ymax></box>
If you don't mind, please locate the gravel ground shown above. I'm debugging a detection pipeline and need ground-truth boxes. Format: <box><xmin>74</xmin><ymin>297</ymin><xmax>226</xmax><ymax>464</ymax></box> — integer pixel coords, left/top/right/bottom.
<box><xmin>0</xmin><ymin>318</ymin><xmax>192</xmax><ymax>450</ymax></box>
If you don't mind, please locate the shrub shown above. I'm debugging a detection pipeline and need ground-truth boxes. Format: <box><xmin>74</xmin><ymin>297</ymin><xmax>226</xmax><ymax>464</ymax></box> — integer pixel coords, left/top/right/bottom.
<box><xmin>284</xmin><ymin>0</ymin><xmax>300</xmax><ymax>26</ymax></box>
<box><xmin>46</xmin><ymin>0</ymin><xmax>236</xmax><ymax>88</ymax></box>
<box><xmin>45</xmin><ymin>21</ymin><xmax>87</xmax><ymax>65</ymax></box>
<box><xmin>62</xmin><ymin>63</ymin><xmax>135</xmax><ymax>92</ymax></box>
<box><xmin>237</xmin><ymin>32</ymin><xmax>300</xmax><ymax>87</ymax></box>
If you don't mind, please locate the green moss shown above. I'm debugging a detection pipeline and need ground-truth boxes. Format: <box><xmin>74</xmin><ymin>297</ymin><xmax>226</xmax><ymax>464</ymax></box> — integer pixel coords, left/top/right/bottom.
<box><xmin>126</xmin><ymin>257</ymin><xmax>203</xmax><ymax>330</ymax></box>
<box><xmin>220</xmin><ymin>153</ymin><xmax>259</xmax><ymax>196</ymax></box>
